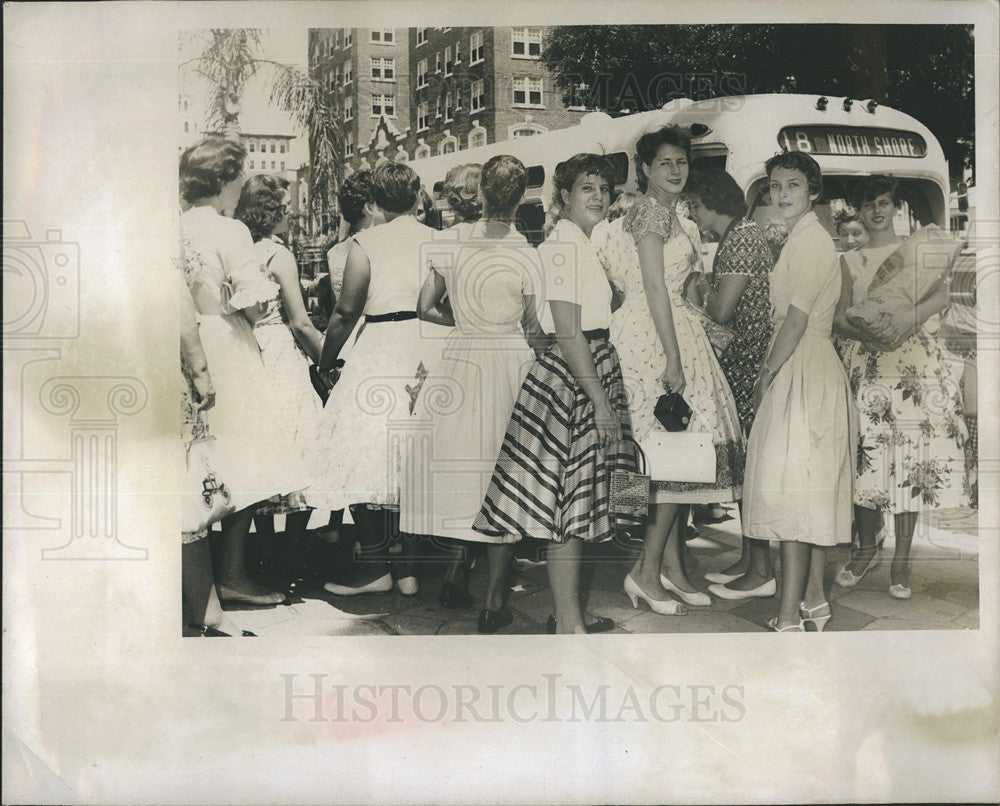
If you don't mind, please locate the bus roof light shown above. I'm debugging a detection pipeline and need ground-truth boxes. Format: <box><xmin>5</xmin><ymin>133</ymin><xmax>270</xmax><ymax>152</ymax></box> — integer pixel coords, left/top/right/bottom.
<box><xmin>866</xmin><ymin>99</ymin><xmax>879</xmax><ymax>113</ymax></box>
<box><xmin>689</xmin><ymin>123</ymin><xmax>712</xmax><ymax>138</ymax></box>
<box><xmin>843</xmin><ymin>98</ymin><xmax>853</xmax><ymax>112</ymax></box>
<box><xmin>816</xmin><ymin>96</ymin><xmax>828</xmax><ymax>111</ymax></box>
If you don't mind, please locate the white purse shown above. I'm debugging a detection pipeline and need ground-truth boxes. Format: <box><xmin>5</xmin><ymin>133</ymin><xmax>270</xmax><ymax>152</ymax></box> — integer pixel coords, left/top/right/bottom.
<box><xmin>638</xmin><ymin>430</ymin><xmax>717</xmax><ymax>484</ymax></box>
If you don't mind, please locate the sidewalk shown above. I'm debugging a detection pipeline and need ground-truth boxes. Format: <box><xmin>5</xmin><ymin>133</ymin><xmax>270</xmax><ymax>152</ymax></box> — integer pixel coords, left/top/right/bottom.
<box><xmin>222</xmin><ymin>507</ymin><xmax>980</xmax><ymax>637</ymax></box>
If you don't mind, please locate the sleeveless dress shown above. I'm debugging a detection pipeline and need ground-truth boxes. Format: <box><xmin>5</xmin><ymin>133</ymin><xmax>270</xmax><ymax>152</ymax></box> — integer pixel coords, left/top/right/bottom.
<box><xmin>596</xmin><ymin>197</ymin><xmax>744</xmax><ymax>504</ymax></box>
<box><xmin>305</xmin><ymin>215</ymin><xmax>451</xmax><ymax>511</ymax></box>
<box><xmin>840</xmin><ymin>243</ymin><xmax>969</xmax><ymax>513</ymax></box>
<box><xmin>180</xmin><ymin>205</ymin><xmax>308</xmax><ymax>513</ymax></box>
<box><xmin>742</xmin><ymin>211</ymin><xmax>856</xmax><ymax>546</ymax></box>
<box><xmin>400</xmin><ymin>221</ymin><xmax>537</xmax><ymax>544</ymax></box>
<box><xmin>250</xmin><ymin>237</ymin><xmax>323</xmax><ymax>514</ymax></box>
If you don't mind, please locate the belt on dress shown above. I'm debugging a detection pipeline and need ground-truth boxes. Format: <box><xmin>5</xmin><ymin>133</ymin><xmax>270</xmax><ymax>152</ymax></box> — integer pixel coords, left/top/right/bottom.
<box><xmin>583</xmin><ymin>328</ymin><xmax>610</xmax><ymax>341</ymax></box>
<box><xmin>365</xmin><ymin>311</ymin><xmax>418</xmax><ymax>324</ymax></box>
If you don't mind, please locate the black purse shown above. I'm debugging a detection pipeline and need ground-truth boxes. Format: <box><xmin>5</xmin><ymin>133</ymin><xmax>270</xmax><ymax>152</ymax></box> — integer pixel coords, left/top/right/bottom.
<box><xmin>654</xmin><ymin>392</ymin><xmax>692</xmax><ymax>432</ymax></box>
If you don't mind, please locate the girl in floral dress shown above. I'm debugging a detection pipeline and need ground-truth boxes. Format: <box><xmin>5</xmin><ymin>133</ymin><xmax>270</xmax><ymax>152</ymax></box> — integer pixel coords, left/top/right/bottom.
<box><xmin>833</xmin><ymin>173</ymin><xmax>968</xmax><ymax>600</ymax></box>
<box><xmin>596</xmin><ymin>126</ymin><xmax>744</xmax><ymax>612</ymax></box>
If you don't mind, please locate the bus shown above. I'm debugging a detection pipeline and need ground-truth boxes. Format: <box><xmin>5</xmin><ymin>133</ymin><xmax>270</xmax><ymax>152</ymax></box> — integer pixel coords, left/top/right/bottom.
<box><xmin>408</xmin><ymin>93</ymin><xmax>953</xmax><ymax>256</ymax></box>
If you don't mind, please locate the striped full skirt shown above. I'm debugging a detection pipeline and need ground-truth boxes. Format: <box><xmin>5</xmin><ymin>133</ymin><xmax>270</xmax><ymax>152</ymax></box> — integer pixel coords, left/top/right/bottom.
<box><xmin>472</xmin><ymin>336</ymin><xmax>638</xmax><ymax>543</ymax></box>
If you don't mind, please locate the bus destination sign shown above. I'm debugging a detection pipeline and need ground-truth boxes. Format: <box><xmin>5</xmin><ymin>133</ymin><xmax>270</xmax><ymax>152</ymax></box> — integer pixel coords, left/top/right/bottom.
<box><xmin>778</xmin><ymin>126</ymin><xmax>927</xmax><ymax>158</ymax></box>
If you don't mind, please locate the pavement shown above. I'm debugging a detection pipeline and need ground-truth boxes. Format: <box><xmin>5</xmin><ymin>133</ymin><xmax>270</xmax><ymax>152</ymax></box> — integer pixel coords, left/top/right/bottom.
<box><xmin>219</xmin><ymin>506</ymin><xmax>980</xmax><ymax>637</ymax></box>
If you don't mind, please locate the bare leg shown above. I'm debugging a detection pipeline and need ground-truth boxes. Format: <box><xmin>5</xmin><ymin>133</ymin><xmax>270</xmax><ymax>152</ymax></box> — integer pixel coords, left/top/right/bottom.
<box><xmin>891</xmin><ymin>510</ymin><xmax>918</xmax><ymax>588</ymax></box>
<box><xmin>484</xmin><ymin>544</ymin><xmax>515</xmax><ymax>612</ymax></box>
<box><xmin>547</xmin><ymin>538</ymin><xmax>586</xmax><ymax>634</ymax></box>
<box><xmin>802</xmin><ymin>545</ymin><xmax>827</xmax><ymax>609</ymax></box>
<box><xmin>660</xmin><ymin>504</ymin><xmax>699</xmax><ymax>593</ymax></box>
<box><xmin>776</xmin><ymin>541</ymin><xmax>811</xmax><ymax>627</ymax></box>
<box><xmin>252</xmin><ymin>512</ymin><xmax>278</xmax><ymax>561</ymax></box>
<box><xmin>629</xmin><ymin>501</ymin><xmax>678</xmax><ymax>599</ymax></box>
<box><xmin>717</xmin><ymin>534</ymin><xmax>751</xmax><ymax>577</ymax></box>
<box><xmin>845</xmin><ymin>505</ymin><xmax>883</xmax><ymax>575</ymax></box>
<box><xmin>182</xmin><ymin>537</ymin><xmax>218</xmax><ymax>631</ymax></box>
<box><xmin>218</xmin><ymin>507</ymin><xmax>276</xmax><ymax>595</ymax></box>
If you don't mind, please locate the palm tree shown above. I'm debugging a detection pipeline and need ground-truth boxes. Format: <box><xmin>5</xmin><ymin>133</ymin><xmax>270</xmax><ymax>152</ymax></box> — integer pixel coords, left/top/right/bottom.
<box><xmin>180</xmin><ymin>28</ymin><xmax>342</xmax><ymax>236</ymax></box>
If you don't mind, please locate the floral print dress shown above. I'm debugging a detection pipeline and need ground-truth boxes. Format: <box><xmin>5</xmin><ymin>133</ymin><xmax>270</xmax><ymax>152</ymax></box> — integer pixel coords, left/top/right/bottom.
<box><xmin>842</xmin><ymin>243</ymin><xmax>969</xmax><ymax>513</ymax></box>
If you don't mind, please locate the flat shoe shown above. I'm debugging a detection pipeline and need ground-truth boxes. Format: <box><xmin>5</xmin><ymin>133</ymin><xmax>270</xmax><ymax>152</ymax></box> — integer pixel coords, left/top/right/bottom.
<box><xmin>767</xmin><ymin>617</ymin><xmax>804</xmax><ymax>632</ymax></box>
<box><xmin>707</xmin><ymin>578</ymin><xmax>777</xmax><ymax>600</ymax></box>
<box><xmin>660</xmin><ymin>574</ymin><xmax>712</xmax><ymax>607</ymax></box>
<box><xmin>216</xmin><ymin>585</ymin><xmax>285</xmax><ymax>606</ymax></box>
<box><xmin>834</xmin><ymin>550</ymin><xmax>879</xmax><ymax>587</ymax></box>
<box><xmin>546</xmin><ymin>614</ymin><xmax>615</xmax><ymax>634</ymax></box>
<box><xmin>889</xmin><ymin>583</ymin><xmax>912</xmax><ymax>600</ymax></box>
<box><xmin>704</xmin><ymin>570</ymin><xmax>744</xmax><ymax>585</ymax></box>
<box><xmin>324</xmin><ymin>572</ymin><xmax>393</xmax><ymax>596</ymax></box>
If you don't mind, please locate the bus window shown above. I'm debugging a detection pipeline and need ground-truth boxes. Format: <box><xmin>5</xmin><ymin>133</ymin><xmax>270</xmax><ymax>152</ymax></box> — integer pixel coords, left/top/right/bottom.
<box><xmin>526</xmin><ymin>165</ymin><xmax>545</xmax><ymax>189</ymax></box>
<box><xmin>515</xmin><ymin>200</ymin><xmax>546</xmax><ymax>248</ymax></box>
<box><xmin>606</xmin><ymin>152</ymin><xmax>629</xmax><ymax>186</ymax></box>
<box><xmin>692</xmin><ymin>144</ymin><xmax>729</xmax><ymax>173</ymax></box>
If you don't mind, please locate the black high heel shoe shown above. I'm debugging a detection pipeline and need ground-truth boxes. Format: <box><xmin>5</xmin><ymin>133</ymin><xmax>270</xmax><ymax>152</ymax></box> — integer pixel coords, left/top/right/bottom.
<box><xmin>477</xmin><ymin>606</ymin><xmax>513</xmax><ymax>634</ymax></box>
<box><xmin>546</xmin><ymin>614</ymin><xmax>615</xmax><ymax>634</ymax></box>
<box><xmin>439</xmin><ymin>582</ymin><xmax>475</xmax><ymax>610</ymax></box>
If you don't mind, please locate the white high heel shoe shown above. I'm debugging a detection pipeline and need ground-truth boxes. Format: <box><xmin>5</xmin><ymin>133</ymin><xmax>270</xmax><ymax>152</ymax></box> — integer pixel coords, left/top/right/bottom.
<box><xmin>624</xmin><ymin>574</ymin><xmax>688</xmax><ymax>615</ymax></box>
<box><xmin>660</xmin><ymin>574</ymin><xmax>712</xmax><ymax>607</ymax></box>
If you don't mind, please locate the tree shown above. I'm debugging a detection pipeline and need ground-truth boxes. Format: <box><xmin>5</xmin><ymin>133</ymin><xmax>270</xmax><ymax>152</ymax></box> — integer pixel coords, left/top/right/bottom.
<box><xmin>180</xmin><ymin>29</ymin><xmax>343</xmax><ymax>232</ymax></box>
<box><xmin>542</xmin><ymin>25</ymin><xmax>974</xmax><ymax>184</ymax></box>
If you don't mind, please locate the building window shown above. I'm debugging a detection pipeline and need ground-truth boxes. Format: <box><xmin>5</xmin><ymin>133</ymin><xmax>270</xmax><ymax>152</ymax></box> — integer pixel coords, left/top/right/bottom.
<box><xmin>445</xmin><ymin>91</ymin><xmax>454</xmax><ymax>121</ymax></box>
<box><xmin>344</xmin><ymin>31</ymin><xmax>353</xmax><ymax>48</ymax></box>
<box><xmin>470</xmin><ymin>31</ymin><xmax>484</xmax><ymax>64</ymax></box>
<box><xmin>417</xmin><ymin>101</ymin><xmax>429</xmax><ymax>131</ymax></box>
<box><xmin>345</xmin><ymin>132</ymin><xmax>354</xmax><ymax>157</ymax></box>
<box><xmin>444</xmin><ymin>46</ymin><xmax>453</xmax><ymax>76</ymax></box>
<box><xmin>435</xmin><ymin>52</ymin><xmax>441</xmax><ymax>73</ymax></box>
<box><xmin>270</xmin><ymin>144</ymin><xmax>276</xmax><ymax>153</ymax></box>
<box><xmin>415</xmin><ymin>143</ymin><xmax>431</xmax><ymax>160</ymax></box>
<box><xmin>440</xmin><ymin>137</ymin><xmax>457</xmax><ymax>155</ymax></box>
<box><xmin>344</xmin><ymin>96</ymin><xmax>354</xmax><ymax>121</ymax></box>
<box><xmin>512</xmin><ymin>76</ymin><xmax>543</xmax><ymax>107</ymax></box>
<box><xmin>394</xmin><ymin>150</ymin><xmax>409</xmax><ymax>163</ymax></box>
<box><xmin>469</xmin><ymin>128</ymin><xmax>487</xmax><ymax>149</ymax></box>
<box><xmin>471</xmin><ymin>79</ymin><xmax>485</xmax><ymax>112</ymax></box>
<box><xmin>249</xmin><ymin>161</ymin><xmax>254</xmax><ymax>169</ymax></box>
<box><xmin>372</xmin><ymin>94</ymin><xmax>395</xmax><ymax>117</ymax></box>
<box><xmin>328</xmin><ymin>38</ymin><xmax>335</xmax><ymax>56</ymax></box>
<box><xmin>435</xmin><ymin>96</ymin><xmax>442</xmax><ymax>118</ymax></box>
<box><xmin>343</xmin><ymin>62</ymin><xmax>353</xmax><ymax>85</ymax></box>
<box><xmin>281</xmin><ymin>161</ymin><xmax>285</xmax><ymax>170</ymax></box>
<box><xmin>328</xmin><ymin>71</ymin><xmax>337</xmax><ymax>92</ymax></box>
<box><xmin>370</xmin><ymin>29</ymin><xmax>393</xmax><ymax>44</ymax></box>
<box><xmin>371</xmin><ymin>56</ymin><xmax>395</xmax><ymax>80</ymax></box>
<box><xmin>417</xmin><ymin>58</ymin><xmax>428</xmax><ymax>89</ymax></box>
<box><xmin>249</xmin><ymin>142</ymin><xmax>255</xmax><ymax>152</ymax></box>
<box><xmin>271</xmin><ymin>161</ymin><xmax>276</xmax><ymax>169</ymax></box>
<box><xmin>454</xmin><ymin>41</ymin><xmax>461</xmax><ymax>64</ymax></box>
<box><xmin>280</xmin><ymin>144</ymin><xmax>286</xmax><ymax>154</ymax></box>
<box><xmin>184</xmin><ymin>121</ymin><xmax>189</xmax><ymax>133</ymax></box>
<box><xmin>512</xmin><ymin>28</ymin><xmax>542</xmax><ymax>58</ymax></box>
<box><xmin>416</xmin><ymin>28</ymin><xmax>427</xmax><ymax>46</ymax></box>
<box><xmin>511</xmin><ymin>123</ymin><xmax>547</xmax><ymax>138</ymax></box>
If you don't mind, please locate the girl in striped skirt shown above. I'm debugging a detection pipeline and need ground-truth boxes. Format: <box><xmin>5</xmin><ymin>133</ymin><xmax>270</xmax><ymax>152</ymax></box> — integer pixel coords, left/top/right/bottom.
<box><xmin>473</xmin><ymin>154</ymin><xmax>638</xmax><ymax>634</ymax></box>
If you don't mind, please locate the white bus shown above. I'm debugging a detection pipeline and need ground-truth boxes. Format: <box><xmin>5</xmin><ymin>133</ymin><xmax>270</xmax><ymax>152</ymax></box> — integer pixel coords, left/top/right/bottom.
<box><xmin>408</xmin><ymin>93</ymin><xmax>953</xmax><ymax>258</ymax></box>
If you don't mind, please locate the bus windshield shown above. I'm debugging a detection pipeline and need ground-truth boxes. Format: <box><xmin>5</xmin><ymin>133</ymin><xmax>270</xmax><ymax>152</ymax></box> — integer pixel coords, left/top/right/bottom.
<box><xmin>747</xmin><ymin>175</ymin><xmax>946</xmax><ymax>249</ymax></box>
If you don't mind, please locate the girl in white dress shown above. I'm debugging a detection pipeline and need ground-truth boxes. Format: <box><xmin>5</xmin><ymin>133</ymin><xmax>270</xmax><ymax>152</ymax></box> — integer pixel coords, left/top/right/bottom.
<box><xmin>234</xmin><ymin>174</ymin><xmax>325</xmax><ymax>552</ymax></box>
<box><xmin>402</xmin><ymin>155</ymin><xmax>544</xmax><ymax>631</ymax></box>
<box><xmin>307</xmin><ymin>163</ymin><xmax>451</xmax><ymax>597</ymax></box>
<box><xmin>596</xmin><ymin>126</ymin><xmax>744</xmax><ymax>612</ymax></box>
<box><xmin>180</xmin><ymin>137</ymin><xmax>308</xmax><ymax>607</ymax></box>
<box><xmin>742</xmin><ymin>151</ymin><xmax>856</xmax><ymax>632</ymax></box>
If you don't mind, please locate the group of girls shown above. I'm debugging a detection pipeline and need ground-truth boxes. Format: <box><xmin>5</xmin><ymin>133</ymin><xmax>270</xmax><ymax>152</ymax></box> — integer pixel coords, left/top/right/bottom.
<box><xmin>179</xmin><ymin>124</ymin><xmax>969</xmax><ymax>636</ymax></box>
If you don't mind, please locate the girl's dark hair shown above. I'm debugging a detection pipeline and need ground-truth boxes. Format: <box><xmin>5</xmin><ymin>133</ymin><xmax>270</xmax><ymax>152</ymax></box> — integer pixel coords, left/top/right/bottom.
<box><xmin>764</xmin><ymin>150</ymin><xmax>824</xmax><ymax>198</ymax></box>
<box><xmin>444</xmin><ymin>164</ymin><xmax>483</xmax><ymax>222</ymax></box>
<box><xmin>233</xmin><ymin>174</ymin><xmax>290</xmax><ymax>242</ymax></box>
<box><xmin>634</xmin><ymin>125</ymin><xmax>692</xmax><ymax>192</ymax></box>
<box><xmin>338</xmin><ymin>169</ymin><xmax>374</xmax><ymax>230</ymax></box>
<box><xmin>551</xmin><ymin>153</ymin><xmax>616</xmax><ymax>214</ymax></box>
<box><xmin>853</xmin><ymin>173</ymin><xmax>901</xmax><ymax>209</ymax></box>
<box><xmin>179</xmin><ymin>137</ymin><xmax>246</xmax><ymax>204</ymax></box>
<box><xmin>371</xmin><ymin>162</ymin><xmax>421</xmax><ymax>214</ymax></box>
<box><xmin>685</xmin><ymin>168</ymin><xmax>748</xmax><ymax>219</ymax></box>
<box><xmin>480</xmin><ymin>155</ymin><xmax>527</xmax><ymax>219</ymax></box>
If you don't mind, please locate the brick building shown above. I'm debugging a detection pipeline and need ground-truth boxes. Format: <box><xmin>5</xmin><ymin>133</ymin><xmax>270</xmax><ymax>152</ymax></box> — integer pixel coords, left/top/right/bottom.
<box><xmin>309</xmin><ymin>26</ymin><xmax>586</xmax><ymax>172</ymax></box>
